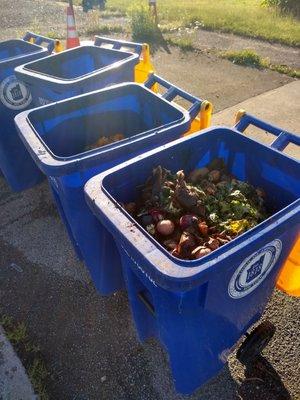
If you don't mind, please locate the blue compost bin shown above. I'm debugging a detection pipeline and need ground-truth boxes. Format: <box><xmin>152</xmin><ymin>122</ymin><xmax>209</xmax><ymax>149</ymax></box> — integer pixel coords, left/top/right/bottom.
<box><xmin>84</xmin><ymin>113</ymin><xmax>300</xmax><ymax>394</ymax></box>
<box><xmin>15</xmin><ymin>74</ymin><xmax>202</xmax><ymax>295</ymax></box>
<box><xmin>15</xmin><ymin>36</ymin><xmax>143</xmax><ymax>107</ymax></box>
<box><xmin>0</xmin><ymin>32</ymin><xmax>54</xmax><ymax>191</ymax></box>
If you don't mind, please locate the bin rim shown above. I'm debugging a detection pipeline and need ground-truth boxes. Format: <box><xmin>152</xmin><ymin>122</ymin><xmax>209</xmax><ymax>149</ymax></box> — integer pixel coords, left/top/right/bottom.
<box><xmin>15</xmin><ymin>81</ymin><xmax>191</xmax><ymax>175</ymax></box>
<box><xmin>14</xmin><ymin>44</ymin><xmax>140</xmax><ymax>86</ymax></box>
<box><xmin>84</xmin><ymin>126</ymin><xmax>300</xmax><ymax>289</ymax></box>
<box><xmin>0</xmin><ymin>39</ymin><xmax>47</xmax><ymax>67</ymax></box>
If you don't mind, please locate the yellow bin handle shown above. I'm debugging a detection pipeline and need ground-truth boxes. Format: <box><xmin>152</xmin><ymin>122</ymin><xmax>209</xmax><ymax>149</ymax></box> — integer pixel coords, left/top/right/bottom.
<box><xmin>276</xmin><ymin>238</ymin><xmax>300</xmax><ymax>297</ymax></box>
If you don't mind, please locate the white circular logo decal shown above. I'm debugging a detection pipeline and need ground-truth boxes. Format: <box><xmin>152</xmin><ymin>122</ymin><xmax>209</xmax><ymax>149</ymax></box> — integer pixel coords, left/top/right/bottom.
<box><xmin>0</xmin><ymin>75</ymin><xmax>32</xmax><ymax>110</ymax></box>
<box><xmin>228</xmin><ymin>239</ymin><xmax>282</xmax><ymax>299</ymax></box>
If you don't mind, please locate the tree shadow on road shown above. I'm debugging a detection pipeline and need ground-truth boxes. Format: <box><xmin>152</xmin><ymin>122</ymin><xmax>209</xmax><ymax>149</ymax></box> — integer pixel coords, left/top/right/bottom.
<box><xmin>151</xmin><ymin>26</ymin><xmax>171</xmax><ymax>54</ymax></box>
<box><xmin>133</xmin><ymin>24</ymin><xmax>171</xmax><ymax>55</ymax></box>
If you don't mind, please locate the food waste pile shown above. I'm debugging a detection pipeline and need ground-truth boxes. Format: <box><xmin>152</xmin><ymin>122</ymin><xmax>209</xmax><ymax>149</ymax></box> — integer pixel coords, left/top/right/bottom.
<box><xmin>87</xmin><ymin>133</ymin><xmax>125</xmax><ymax>151</ymax></box>
<box><xmin>124</xmin><ymin>158</ymin><xmax>269</xmax><ymax>260</ymax></box>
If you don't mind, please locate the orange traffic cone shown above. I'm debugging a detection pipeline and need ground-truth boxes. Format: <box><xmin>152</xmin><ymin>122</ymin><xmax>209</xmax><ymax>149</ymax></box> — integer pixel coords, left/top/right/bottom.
<box><xmin>66</xmin><ymin>5</ymin><xmax>80</xmax><ymax>49</ymax></box>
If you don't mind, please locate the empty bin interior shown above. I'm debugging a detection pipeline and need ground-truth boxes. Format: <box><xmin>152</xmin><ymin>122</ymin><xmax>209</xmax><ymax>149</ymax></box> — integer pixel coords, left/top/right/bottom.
<box><xmin>0</xmin><ymin>40</ymin><xmax>41</xmax><ymax>62</ymax></box>
<box><xmin>103</xmin><ymin>129</ymin><xmax>299</xmax><ymax>220</ymax></box>
<box><xmin>23</xmin><ymin>46</ymin><xmax>132</xmax><ymax>79</ymax></box>
<box><xmin>28</xmin><ymin>84</ymin><xmax>183</xmax><ymax>158</ymax></box>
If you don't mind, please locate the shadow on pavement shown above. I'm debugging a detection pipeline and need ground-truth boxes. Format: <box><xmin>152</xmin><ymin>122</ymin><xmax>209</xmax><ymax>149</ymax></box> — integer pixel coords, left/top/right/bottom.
<box><xmin>238</xmin><ymin>355</ymin><xmax>291</xmax><ymax>400</ymax></box>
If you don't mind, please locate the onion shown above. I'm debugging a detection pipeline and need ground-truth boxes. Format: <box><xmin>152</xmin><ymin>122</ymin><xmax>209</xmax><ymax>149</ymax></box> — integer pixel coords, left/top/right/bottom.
<box><xmin>192</xmin><ymin>246</ymin><xmax>212</xmax><ymax>259</ymax></box>
<box><xmin>198</xmin><ymin>221</ymin><xmax>208</xmax><ymax>236</ymax></box>
<box><xmin>156</xmin><ymin>220</ymin><xmax>175</xmax><ymax>236</ymax></box>
<box><xmin>188</xmin><ymin>167</ymin><xmax>209</xmax><ymax>183</ymax></box>
<box><xmin>207</xmin><ymin>237</ymin><xmax>219</xmax><ymax>250</ymax></box>
<box><xmin>124</xmin><ymin>202</ymin><xmax>136</xmax><ymax>215</ymax></box>
<box><xmin>179</xmin><ymin>214</ymin><xmax>198</xmax><ymax>230</ymax></box>
<box><xmin>149</xmin><ymin>209</ymin><xmax>164</xmax><ymax>223</ymax></box>
<box><xmin>208</xmin><ymin>170</ymin><xmax>221</xmax><ymax>183</ymax></box>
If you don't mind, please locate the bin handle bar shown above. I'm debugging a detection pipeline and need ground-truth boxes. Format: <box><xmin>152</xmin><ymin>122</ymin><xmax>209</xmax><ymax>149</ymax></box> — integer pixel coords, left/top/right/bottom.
<box><xmin>144</xmin><ymin>73</ymin><xmax>202</xmax><ymax>119</ymax></box>
<box><xmin>234</xmin><ymin>111</ymin><xmax>300</xmax><ymax>152</ymax></box>
<box><xmin>94</xmin><ymin>36</ymin><xmax>143</xmax><ymax>56</ymax></box>
<box><xmin>137</xmin><ymin>291</ymin><xmax>155</xmax><ymax>316</ymax></box>
<box><xmin>23</xmin><ymin>32</ymin><xmax>55</xmax><ymax>53</ymax></box>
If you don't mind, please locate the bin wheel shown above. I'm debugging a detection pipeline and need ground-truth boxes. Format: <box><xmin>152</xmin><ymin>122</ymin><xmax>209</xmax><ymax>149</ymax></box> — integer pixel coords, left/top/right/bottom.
<box><xmin>237</xmin><ymin>321</ymin><xmax>276</xmax><ymax>365</ymax></box>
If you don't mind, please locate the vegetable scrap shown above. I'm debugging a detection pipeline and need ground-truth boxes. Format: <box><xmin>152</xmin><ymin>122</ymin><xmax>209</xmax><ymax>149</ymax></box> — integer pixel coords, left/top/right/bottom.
<box><xmin>123</xmin><ymin>158</ymin><xmax>269</xmax><ymax>260</ymax></box>
<box><xmin>87</xmin><ymin>133</ymin><xmax>125</xmax><ymax>150</ymax></box>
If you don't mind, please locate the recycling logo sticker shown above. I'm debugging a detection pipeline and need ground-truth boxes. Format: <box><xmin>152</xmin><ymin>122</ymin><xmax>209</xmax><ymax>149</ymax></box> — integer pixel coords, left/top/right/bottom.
<box><xmin>228</xmin><ymin>239</ymin><xmax>282</xmax><ymax>299</ymax></box>
<box><xmin>0</xmin><ymin>75</ymin><xmax>32</xmax><ymax>110</ymax></box>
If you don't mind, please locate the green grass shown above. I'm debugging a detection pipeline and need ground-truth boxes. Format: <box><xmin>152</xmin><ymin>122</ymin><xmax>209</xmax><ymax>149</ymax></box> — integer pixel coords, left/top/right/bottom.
<box><xmin>60</xmin><ymin>0</ymin><xmax>82</xmax><ymax>5</ymax></box>
<box><xmin>130</xmin><ymin>5</ymin><xmax>162</xmax><ymax>44</ymax></box>
<box><xmin>221</xmin><ymin>49</ymin><xmax>264</xmax><ymax>68</ymax></box>
<box><xmin>45</xmin><ymin>31</ymin><xmax>65</xmax><ymax>40</ymax></box>
<box><xmin>269</xmin><ymin>63</ymin><xmax>300</xmax><ymax>78</ymax></box>
<box><xmin>84</xmin><ymin>23</ymin><xmax>125</xmax><ymax>35</ymax></box>
<box><xmin>221</xmin><ymin>49</ymin><xmax>300</xmax><ymax>78</ymax></box>
<box><xmin>1</xmin><ymin>314</ymin><xmax>49</xmax><ymax>400</ymax></box>
<box><xmin>28</xmin><ymin>358</ymin><xmax>49</xmax><ymax>399</ymax></box>
<box><xmin>106</xmin><ymin>0</ymin><xmax>300</xmax><ymax>46</ymax></box>
<box><xmin>83</xmin><ymin>9</ymin><xmax>126</xmax><ymax>36</ymax></box>
<box><xmin>167</xmin><ymin>36</ymin><xmax>195</xmax><ymax>52</ymax></box>
<box><xmin>100</xmin><ymin>9</ymin><xmax>126</xmax><ymax>18</ymax></box>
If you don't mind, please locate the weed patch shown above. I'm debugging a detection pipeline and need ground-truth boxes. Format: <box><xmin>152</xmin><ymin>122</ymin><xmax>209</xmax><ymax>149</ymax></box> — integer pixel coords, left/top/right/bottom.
<box><xmin>167</xmin><ymin>37</ymin><xmax>195</xmax><ymax>52</ymax></box>
<box><xmin>46</xmin><ymin>31</ymin><xmax>65</xmax><ymax>40</ymax></box>
<box><xmin>130</xmin><ymin>5</ymin><xmax>160</xmax><ymax>44</ymax></box>
<box><xmin>83</xmin><ymin>9</ymin><xmax>125</xmax><ymax>36</ymax></box>
<box><xmin>0</xmin><ymin>314</ymin><xmax>50</xmax><ymax>400</ymax></box>
<box><xmin>101</xmin><ymin>9</ymin><xmax>126</xmax><ymax>18</ymax></box>
<box><xmin>85</xmin><ymin>23</ymin><xmax>125</xmax><ymax>35</ymax></box>
<box><xmin>221</xmin><ymin>49</ymin><xmax>264</xmax><ymax>68</ymax></box>
<box><xmin>221</xmin><ymin>49</ymin><xmax>300</xmax><ymax>78</ymax></box>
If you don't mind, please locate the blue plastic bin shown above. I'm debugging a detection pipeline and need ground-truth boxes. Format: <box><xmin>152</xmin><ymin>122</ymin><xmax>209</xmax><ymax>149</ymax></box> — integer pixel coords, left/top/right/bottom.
<box><xmin>15</xmin><ymin>74</ymin><xmax>202</xmax><ymax>295</ymax></box>
<box><xmin>15</xmin><ymin>36</ymin><xmax>143</xmax><ymax>107</ymax></box>
<box><xmin>0</xmin><ymin>32</ymin><xmax>54</xmax><ymax>191</ymax></box>
<box><xmin>84</xmin><ymin>114</ymin><xmax>300</xmax><ymax>394</ymax></box>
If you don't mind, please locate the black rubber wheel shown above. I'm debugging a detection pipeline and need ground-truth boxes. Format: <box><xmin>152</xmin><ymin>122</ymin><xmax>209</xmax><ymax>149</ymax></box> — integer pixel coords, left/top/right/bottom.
<box><xmin>237</xmin><ymin>321</ymin><xmax>276</xmax><ymax>365</ymax></box>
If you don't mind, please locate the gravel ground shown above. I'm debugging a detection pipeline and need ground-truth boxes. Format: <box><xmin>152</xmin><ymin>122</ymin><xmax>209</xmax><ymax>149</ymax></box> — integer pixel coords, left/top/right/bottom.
<box><xmin>0</xmin><ymin>0</ymin><xmax>91</xmax><ymax>41</ymax></box>
<box><xmin>0</xmin><ymin>1</ymin><xmax>299</xmax><ymax>399</ymax></box>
